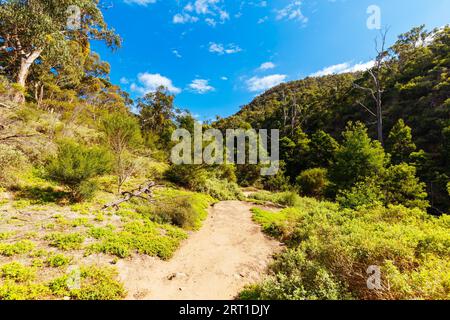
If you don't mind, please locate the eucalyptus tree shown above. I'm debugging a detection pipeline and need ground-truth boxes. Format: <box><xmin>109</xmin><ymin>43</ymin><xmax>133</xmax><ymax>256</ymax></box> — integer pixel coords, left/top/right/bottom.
<box><xmin>0</xmin><ymin>0</ymin><xmax>120</xmax><ymax>102</ymax></box>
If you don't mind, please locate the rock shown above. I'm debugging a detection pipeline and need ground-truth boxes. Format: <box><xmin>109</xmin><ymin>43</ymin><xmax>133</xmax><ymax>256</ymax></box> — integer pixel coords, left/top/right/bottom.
<box><xmin>168</xmin><ymin>272</ymin><xmax>187</xmax><ymax>280</ymax></box>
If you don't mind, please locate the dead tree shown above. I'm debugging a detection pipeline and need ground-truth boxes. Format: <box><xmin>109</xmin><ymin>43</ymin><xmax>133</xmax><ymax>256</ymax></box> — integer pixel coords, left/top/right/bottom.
<box><xmin>354</xmin><ymin>28</ymin><xmax>390</xmax><ymax>146</ymax></box>
<box><xmin>102</xmin><ymin>181</ymin><xmax>163</xmax><ymax>211</ymax></box>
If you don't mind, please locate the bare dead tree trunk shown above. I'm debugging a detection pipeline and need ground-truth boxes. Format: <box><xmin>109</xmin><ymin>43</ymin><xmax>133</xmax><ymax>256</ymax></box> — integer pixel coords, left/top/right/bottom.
<box><xmin>354</xmin><ymin>28</ymin><xmax>389</xmax><ymax>146</ymax></box>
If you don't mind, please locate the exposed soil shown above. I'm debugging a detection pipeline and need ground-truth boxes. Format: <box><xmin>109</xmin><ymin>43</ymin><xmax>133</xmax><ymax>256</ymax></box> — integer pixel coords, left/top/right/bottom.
<box><xmin>117</xmin><ymin>201</ymin><xmax>282</xmax><ymax>300</ymax></box>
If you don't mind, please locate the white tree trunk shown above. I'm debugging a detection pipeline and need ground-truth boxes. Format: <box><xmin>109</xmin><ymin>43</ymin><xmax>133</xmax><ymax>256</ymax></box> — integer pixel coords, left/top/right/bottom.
<box><xmin>14</xmin><ymin>49</ymin><xmax>42</xmax><ymax>103</ymax></box>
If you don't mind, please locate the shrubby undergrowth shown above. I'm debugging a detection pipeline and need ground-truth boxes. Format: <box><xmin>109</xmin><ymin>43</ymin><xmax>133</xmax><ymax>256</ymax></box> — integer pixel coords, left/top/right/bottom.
<box><xmin>242</xmin><ymin>198</ymin><xmax>450</xmax><ymax>300</ymax></box>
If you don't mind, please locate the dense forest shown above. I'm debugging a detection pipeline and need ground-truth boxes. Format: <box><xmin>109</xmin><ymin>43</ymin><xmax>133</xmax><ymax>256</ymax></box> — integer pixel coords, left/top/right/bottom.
<box><xmin>0</xmin><ymin>1</ymin><xmax>449</xmax><ymax>300</ymax></box>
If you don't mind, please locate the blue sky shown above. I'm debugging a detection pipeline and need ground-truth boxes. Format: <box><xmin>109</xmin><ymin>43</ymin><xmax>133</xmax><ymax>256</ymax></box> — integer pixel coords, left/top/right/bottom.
<box><xmin>91</xmin><ymin>0</ymin><xmax>450</xmax><ymax>121</ymax></box>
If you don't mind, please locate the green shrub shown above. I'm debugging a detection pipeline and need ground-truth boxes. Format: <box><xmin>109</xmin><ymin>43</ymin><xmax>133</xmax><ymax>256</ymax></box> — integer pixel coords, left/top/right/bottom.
<box><xmin>49</xmin><ymin>266</ymin><xmax>125</xmax><ymax>300</ymax></box>
<box><xmin>46</xmin><ymin>140</ymin><xmax>112</xmax><ymax>201</ymax></box>
<box><xmin>86</xmin><ymin>221</ymin><xmax>187</xmax><ymax>260</ymax></box>
<box><xmin>247</xmin><ymin>198</ymin><xmax>450</xmax><ymax>300</ymax></box>
<box><xmin>0</xmin><ymin>144</ymin><xmax>27</xmax><ymax>188</ymax></box>
<box><xmin>0</xmin><ymin>282</ymin><xmax>51</xmax><ymax>300</ymax></box>
<box><xmin>337</xmin><ymin>178</ymin><xmax>384</xmax><ymax>209</ymax></box>
<box><xmin>193</xmin><ymin>177</ymin><xmax>243</xmax><ymax>201</ymax></box>
<box><xmin>46</xmin><ymin>253</ymin><xmax>72</xmax><ymax>268</ymax></box>
<box><xmin>382</xmin><ymin>163</ymin><xmax>429</xmax><ymax>210</ymax></box>
<box><xmin>45</xmin><ymin>233</ymin><xmax>85</xmax><ymax>250</ymax></box>
<box><xmin>0</xmin><ymin>240</ymin><xmax>35</xmax><ymax>256</ymax></box>
<box><xmin>149</xmin><ymin>189</ymin><xmax>215</xmax><ymax>230</ymax></box>
<box><xmin>0</xmin><ymin>262</ymin><xmax>36</xmax><ymax>282</ymax></box>
<box><xmin>240</xmin><ymin>249</ymin><xmax>348</xmax><ymax>300</ymax></box>
<box><xmin>251</xmin><ymin>191</ymin><xmax>301</xmax><ymax>207</ymax></box>
<box><xmin>296</xmin><ymin>168</ymin><xmax>329</xmax><ymax>198</ymax></box>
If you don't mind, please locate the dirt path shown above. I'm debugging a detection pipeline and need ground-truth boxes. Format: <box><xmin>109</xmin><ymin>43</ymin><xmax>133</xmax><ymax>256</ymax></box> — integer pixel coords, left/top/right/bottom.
<box><xmin>117</xmin><ymin>201</ymin><xmax>282</xmax><ymax>300</ymax></box>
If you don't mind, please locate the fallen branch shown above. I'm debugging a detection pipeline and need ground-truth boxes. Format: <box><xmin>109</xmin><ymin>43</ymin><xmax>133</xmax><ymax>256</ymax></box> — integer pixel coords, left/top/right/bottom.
<box><xmin>102</xmin><ymin>181</ymin><xmax>162</xmax><ymax>211</ymax></box>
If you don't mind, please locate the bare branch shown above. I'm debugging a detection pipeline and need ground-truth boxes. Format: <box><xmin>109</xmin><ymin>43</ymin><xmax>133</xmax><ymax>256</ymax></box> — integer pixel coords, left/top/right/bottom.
<box><xmin>357</xmin><ymin>101</ymin><xmax>377</xmax><ymax>118</ymax></box>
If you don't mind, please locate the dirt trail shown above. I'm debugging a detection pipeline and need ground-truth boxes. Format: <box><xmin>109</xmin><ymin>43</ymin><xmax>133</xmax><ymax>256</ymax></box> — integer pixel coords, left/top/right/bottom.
<box><xmin>117</xmin><ymin>201</ymin><xmax>281</xmax><ymax>300</ymax></box>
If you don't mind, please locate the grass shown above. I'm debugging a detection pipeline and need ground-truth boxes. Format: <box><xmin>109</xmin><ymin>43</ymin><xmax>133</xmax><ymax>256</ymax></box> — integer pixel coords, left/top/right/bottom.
<box><xmin>0</xmin><ymin>262</ymin><xmax>124</xmax><ymax>300</ymax></box>
<box><xmin>46</xmin><ymin>253</ymin><xmax>72</xmax><ymax>268</ymax></box>
<box><xmin>1</xmin><ymin>262</ymin><xmax>36</xmax><ymax>282</ymax></box>
<box><xmin>0</xmin><ymin>240</ymin><xmax>35</xmax><ymax>256</ymax></box>
<box><xmin>48</xmin><ymin>266</ymin><xmax>125</xmax><ymax>300</ymax></box>
<box><xmin>86</xmin><ymin>221</ymin><xmax>188</xmax><ymax>259</ymax></box>
<box><xmin>45</xmin><ymin>233</ymin><xmax>85</xmax><ymax>251</ymax></box>
<box><xmin>248</xmin><ymin>191</ymin><xmax>302</xmax><ymax>207</ymax></box>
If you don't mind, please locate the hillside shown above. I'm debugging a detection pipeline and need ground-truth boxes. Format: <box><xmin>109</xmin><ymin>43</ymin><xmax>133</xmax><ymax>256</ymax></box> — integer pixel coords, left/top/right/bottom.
<box><xmin>217</xmin><ymin>25</ymin><xmax>450</xmax><ymax>213</ymax></box>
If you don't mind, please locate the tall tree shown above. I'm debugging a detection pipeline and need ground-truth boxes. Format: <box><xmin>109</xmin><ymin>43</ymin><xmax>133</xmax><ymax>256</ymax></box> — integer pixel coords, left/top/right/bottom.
<box><xmin>137</xmin><ymin>86</ymin><xmax>176</xmax><ymax>137</ymax></box>
<box><xmin>0</xmin><ymin>0</ymin><xmax>120</xmax><ymax>102</ymax></box>
<box><xmin>354</xmin><ymin>28</ymin><xmax>390</xmax><ymax>146</ymax></box>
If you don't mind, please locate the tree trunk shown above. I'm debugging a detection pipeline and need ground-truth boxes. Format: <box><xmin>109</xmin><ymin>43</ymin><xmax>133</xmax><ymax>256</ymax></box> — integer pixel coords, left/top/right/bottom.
<box><xmin>377</xmin><ymin>103</ymin><xmax>383</xmax><ymax>146</ymax></box>
<box><xmin>14</xmin><ymin>49</ymin><xmax>42</xmax><ymax>103</ymax></box>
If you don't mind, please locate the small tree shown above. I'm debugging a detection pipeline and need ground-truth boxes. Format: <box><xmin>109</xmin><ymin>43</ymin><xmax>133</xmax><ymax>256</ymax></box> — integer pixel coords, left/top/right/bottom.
<box><xmin>46</xmin><ymin>140</ymin><xmax>112</xmax><ymax>201</ymax></box>
<box><xmin>386</xmin><ymin>119</ymin><xmax>416</xmax><ymax>164</ymax></box>
<box><xmin>101</xmin><ymin>113</ymin><xmax>142</xmax><ymax>193</ymax></box>
<box><xmin>308</xmin><ymin>130</ymin><xmax>339</xmax><ymax>168</ymax></box>
<box><xmin>296</xmin><ymin>168</ymin><xmax>329</xmax><ymax>199</ymax></box>
<box><xmin>330</xmin><ymin>122</ymin><xmax>387</xmax><ymax>192</ymax></box>
<box><xmin>382</xmin><ymin>163</ymin><xmax>429</xmax><ymax>210</ymax></box>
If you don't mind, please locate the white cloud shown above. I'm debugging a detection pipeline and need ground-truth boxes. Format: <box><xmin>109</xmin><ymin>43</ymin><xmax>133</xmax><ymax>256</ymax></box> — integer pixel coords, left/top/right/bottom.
<box><xmin>310</xmin><ymin>61</ymin><xmax>375</xmax><ymax>77</ymax></box>
<box><xmin>173</xmin><ymin>13</ymin><xmax>199</xmax><ymax>24</ymax></box>
<box><xmin>123</xmin><ymin>0</ymin><xmax>156</xmax><ymax>6</ymax></box>
<box><xmin>173</xmin><ymin>0</ymin><xmax>230</xmax><ymax>26</ymax></box>
<box><xmin>276</xmin><ymin>1</ymin><xmax>308</xmax><ymax>24</ymax></box>
<box><xmin>258</xmin><ymin>16</ymin><xmax>268</xmax><ymax>24</ymax></box>
<box><xmin>221</xmin><ymin>76</ymin><xmax>228</xmax><ymax>80</ymax></box>
<box><xmin>131</xmin><ymin>73</ymin><xmax>181</xmax><ymax>95</ymax></box>
<box><xmin>209</xmin><ymin>42</ymin><xmax>242</xmax><ymax>55</ymax></box>
<box><xmin>246</xmin><ymin>74</ymin><xmax>287</xmax><ymax>92</ymax></box>
<box><xmin>205</xmin><ymin>18</ymin><xmax>217</xmax><ymax>27</ymax></box>
<box><xmin>259</xmin><ymin>62</ymin><xmax>276</xmax><ymax>70</ymax></box>
<box><xmin>120</xmin><ymin>77</ymin><xmax>129</xmax><ymax>84</ymax></box>
<box><xmin>172</xmin><ymin>50</ymin><xmax>182</xmax><ymax>58</ymax></box>
<box><xmin>189</xmin><ymin>79</ymin><xmax>215</xmax><ymax>94</ymax></box>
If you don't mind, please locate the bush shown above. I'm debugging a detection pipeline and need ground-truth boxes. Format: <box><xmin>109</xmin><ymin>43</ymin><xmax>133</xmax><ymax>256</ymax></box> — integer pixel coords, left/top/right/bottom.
<box><xmin>45</xmin><ymin>233</ymin><xmax>85</xmax><ymax>250</ymax></box>
<box><xmin>48</xmin><ymin>266</ymin><xmax>125</xmax><ymax>300</ymax></box>
<box><xmin>0</xmin><ymin>262</ymin><xmax>36</xmax><ymax>282</ymax></box>
<box><xmin>382</xmin><ymin>163</ymin><xmax>429</xmax><ymax>210</ymax></box>
<box><xmin>193</xmin><ymin>177</ymin><xmax>243</xmax><ymax>201</ymax></box>
<box><xmin>246</xmin><ymin>198</ymin><xmax>450</xmax><ymax>300</ymax></box>
<box><xmin>240</xmin><ymin>249</ymin><xmax>348</xmax><ymax>300</ymax></box>
<box><xmin>251</xmin><ymin>191</ymin><xmax>301</xmax><ymax>207</ymax></box>
<box><xmin>0</xmin><ymin>144</ymin><xmax>27</xmax><ymax>188</ymax></box>
<box><xmin>296</xmin><ymin>168</ymin><xmax>329</xmax><ymax>198</ymax></box>
<box><xmin>262</xmin><ymin>170</ymin><xmax>291</xmax><ymax>192</ymax></box>
<box><xmin>337</xmin><ymin>178</ymin><xmax>384</xmax><ymax>209</ymax></box>
<box><xmin>46</xmin><ymin>254</ymin><xmax>72</xmax><ymax>268</ymax></box>
<box><xmin>165</xmin><ymin>164</ymin><xmax>243</xmax><ymax>200</ymax></box>
<box><xmin>46</xmin><ymin>140</ymin><xmax>112</xmax><ymax>201</ymax></box>
<box><xmin>150</xmin><ymin>190</ymin><xmax>215</xmax><ymax>230</ymax></box>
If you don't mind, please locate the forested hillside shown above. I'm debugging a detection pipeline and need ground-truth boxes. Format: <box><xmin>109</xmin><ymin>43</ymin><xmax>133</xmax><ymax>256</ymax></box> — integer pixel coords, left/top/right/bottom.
<box><xmin>217</xmin><ymin>25</ymin><xmax>450</xmax><ymax>214</ymax></box>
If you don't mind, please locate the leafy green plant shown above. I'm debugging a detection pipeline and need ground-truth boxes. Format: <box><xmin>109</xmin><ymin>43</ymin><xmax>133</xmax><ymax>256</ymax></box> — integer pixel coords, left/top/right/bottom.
<box><xmin>45</xmin><ymin>233</ymin><xmax>85</xmax><ymax>251</ymax></box>
<box><xmin>296</xmin><ymin>168</ymin><xmax>329</xmax><ymax>198</ymax></box>
<box><xmin>46</xmin><ymin>254</ymin><xmax>72</xmax><ymax>268</ymax></box>
<box><xmin>0</xmin><ymin>262</ymin><xmax>36</xmax><ymax>282</ymax></box>
<box><xmin>48</xmin><ymin>266</ymin><xmax>125</xmax><ymax>300</ymax></box>
<box><xmin>0</xmin><ymin>240</ymin><xmax>35</xmax><ymax>256</ymax></box>
<box><xmin>46</xmin><ymin>140</ymin><xmax>112</xmax><ymax>201</ymax></box>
